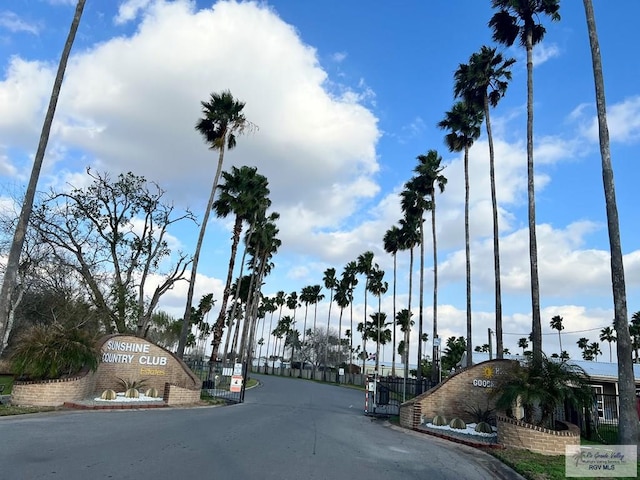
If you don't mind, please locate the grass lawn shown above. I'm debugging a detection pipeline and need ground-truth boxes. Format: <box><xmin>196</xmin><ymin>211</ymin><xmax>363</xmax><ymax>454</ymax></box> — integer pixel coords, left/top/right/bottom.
<box><xmin>487</xmin><ymin>444</ymin><xmax>640</xmax><ymax>480</ymax></box>
<box><xmin>0</xmin><ymin>374</ymin><xmax>13</xmax><ymax>395</ymax></box>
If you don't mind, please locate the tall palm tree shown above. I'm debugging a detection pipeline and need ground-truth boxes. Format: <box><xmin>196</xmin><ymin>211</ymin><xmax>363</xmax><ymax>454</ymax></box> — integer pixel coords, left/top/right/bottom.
<box><xmin>396</xmin><ymin>308</ymin><xmax>414</xmax><ymax>401</ymax></box>
<box><xmin>582</xmin><ymin>0</ymin><xmax>638</xmax><ymax>445</ymax></box>
<box><xmin>630</xmin><ymin>311</ymin><xmax>640</xmax><ymax>362</ymax></box>
<box><xmin>0</xmin><ymin>0</ymin><xmax>86</xmax><ymax>357</ymax></box>
<box><xmin>208</xmin><ymin>166</ymin><xmax>270</xmax><ymax>361</ymax></box>
<box><xmin>309</xmin><ymin>284</ymin><xmax>324</xmax><ymax>334</ymax></box>
<box><xmin>341</xmin><ymin>261</ymin><xmax>359</xmax><ymax>372</ymax></box>
<box><xmin>549</xmin><ymin>315</ymin><xmax>564</xmax><ymax>356</ymax></box>
<box><xmin>178</xmin><ymin>90</ymin><xmax>252</xmax><ymax>357</ymax></box>
<box><xmin>599</xmin><ymin>326</ymin><xmax>616</xmax><ymax>363</ymax></box>
<box><xmin>368</xmin><ymin>267</ymin><xmax>388</xmax><ymax>373</ymax></box>
<box><xmin>518</xmin><ymin>337</ymin><xmax>529</xmax><ymax>355</ymax></box>
<box><xmin>322</xmin><ymin>268</ymin><xmax>338</xmax><ymax>374</ymax></box>
<box><xmin>438</xmin><ymin>101</ymin><xmax>483</xmax><ymax>369</ymax></box>
<box><xmin>383</xmin><ymin>226</ymin><xmax>401</xmax><ymax>377</ymax></box>
<box><xmin>454</xmin><ymin>46</ymin><xmax>515</xmax><ymax>359</ymax></box>
<box><xmin>489</xmin><ymin>0</ymin><xmax>560</xmax><ymax>366</ymax></box>
<box><xmin>412</xmin><ymin>150</ymin><xmax>447</xmax><ymax>379</ymax></box>
<box><xmin>400</xmin><ymin>184</ymin><xmax>430</xmax><ymax>388</ymax></box>
<box><xmin>334</xmin><ymin>277</ymin><xmax>350</xmax><ymax>369</ymax></box>
<box><xmin>265</xmin><ymin>291</ymin><xmax>286</xmax><ymax>368</ymax></box>
<box><xmin>299</xmin><ymin>286</ymin><xmax>314</xmax><ymax>344</ymax></box>
<box><xmin>369</xmin><ymin>311</ymin><xmax>391</xmax><ymax>372</ymax></box>
<box><xmin>397</xmin><ymin>215</ymin><xmax>420</xmax><ymax>383</ymax></box>
<box><xmin>356</xmin><ymin>251</ymin><xmax>376</xmax><ymax>372</ymax></box>
<box><xmin>285</xmin><ymin>291</ymin><xmax>299</xmax><ymax>370</ymax></box>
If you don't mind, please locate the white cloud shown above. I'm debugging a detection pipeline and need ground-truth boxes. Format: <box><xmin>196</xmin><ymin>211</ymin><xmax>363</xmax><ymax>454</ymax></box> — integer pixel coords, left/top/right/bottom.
<box><xmin>572</xmin><ymin>96</ymin><xmax>640</xmax><ymax>145</ymax></box>
<box><xmin>114</xmin><ymin>0</ymin><xmax>154</xmax><ymax>25</ymax></box>
<box><xmin>533</xmin><ymin>42</ymin><xmax>560</xmax><ymax>66</ymax></box>
<box><xmin>0</xmin><ymin>12</ymin><xmax>39</xmax><ymax>35</ymax></box>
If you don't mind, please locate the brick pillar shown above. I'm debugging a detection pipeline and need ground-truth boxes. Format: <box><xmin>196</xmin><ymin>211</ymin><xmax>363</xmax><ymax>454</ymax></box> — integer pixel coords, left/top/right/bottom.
<box><xmin>412</xmin><ymin>403</ymin><xmax>422</xmax><ymax>428</ymax></box>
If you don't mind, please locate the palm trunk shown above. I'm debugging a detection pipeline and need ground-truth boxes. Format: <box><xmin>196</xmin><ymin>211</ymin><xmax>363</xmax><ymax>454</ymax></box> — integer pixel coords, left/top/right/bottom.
<box><xmin>0</xmin><ymin>0</ymin><xmax>86</xmax><ymax>357</ymax></box>
<box><xmin>526</xmin><ymin>31</ymin><xmax>543</xmax><ymax>366</ymax></box>
<box><xmin>485</xmin><ymin>95</ymin><xmax>503</xmax><ymax>359</ymax></box>
<box><xmin>323</xmin><ymin>289</ymin><xmax>333</xmax><ymax>375</ymax></box>
<box><xmin>431</xmin><ymin>197</ymin><xmax>439</xmax><ymax>381</ymax></box>
<box><xmin>178</xmin><ymin>143</ymin><xmax>227</xmax><ymax>357</ymax></box>
<box><xmin>583</xmin><ymin>0</ymin><xmax>638</xmax><ymax>445</ymax></box>
<box><xmin>464</xmin><ymin>146</ymin><xmax>472</xmax><ymax>368</ymax></box>
<box><xmin>404</xmin><ymin>247</ymin><xmax>414</xmax><ymax>384</ymax></box>
<box><xmin>416</xmin><ymin>219</ymin><xmax>425</xmax><ymax>388</ymax></box>
<box><xmin>391</xmin><ymin>253</ymin><xmax>397</xmax><ymax>377</ymax></box>
<box><xmin>210</xmin><ymin>215</ymin><xmax>243</xmax><ymax>361</ymax></box>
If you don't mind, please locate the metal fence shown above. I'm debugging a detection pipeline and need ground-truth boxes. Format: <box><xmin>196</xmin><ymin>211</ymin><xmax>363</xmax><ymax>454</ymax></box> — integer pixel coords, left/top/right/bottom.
<box><xmin>185</xmin><ymin>359</ymin><xmax>244</xmax><ymax>404</ymax></box>
<box><xmin>561</xmin><ymin>393</ymin><xmax>620</xmax><ymax>444</ymax></box>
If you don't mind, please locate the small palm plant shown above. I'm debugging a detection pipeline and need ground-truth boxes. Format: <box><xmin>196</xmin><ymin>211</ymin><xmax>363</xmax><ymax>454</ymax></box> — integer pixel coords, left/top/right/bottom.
<box><xmin>493</xmin><ymin>355</ymin><xmax>592</xmax><ymax>428</ymax></box>
<box><xmin>10</xmin><ymin>323</ymin><xmax>100</xmax><ymax>380</ymax></box>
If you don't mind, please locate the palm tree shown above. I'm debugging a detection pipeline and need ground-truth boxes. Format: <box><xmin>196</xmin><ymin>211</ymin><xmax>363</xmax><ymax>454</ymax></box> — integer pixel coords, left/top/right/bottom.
<box><xmin>413</xmin><ymin>150</ymin><xmax>447</xmax><ymax>379</ymax></box>
<box><xmin>630</xmin><ymin>311</ymin><xmax>640</xmax><ymax>362</ymax></box>
<box><xmin>518</xmin><ymin>337</ymin><xmax>529</xmax><ymax>355</ymax></box>
<box><xmin>285</xmin><ymin>292</ymin><xmax>299</xmax><ymax>370</ymax></box>
<box><xmin>599</xmin><ymin>326</ymin><xmax>616</xmax><ymax>363</ymax></box>
<box><xmin>369</xmin><ymin>311</ymin><xmax>392</xmax><ymax>372</ymax></box>
<box><xmin>400</xmin><ymin>182</ymin><xmax>430</xmax><ymax>388</ymax></box>
<box><xmin>577</xmin><ymin>337</ymin><xmax>590</xmax><ymax>360</ymax></box>
<box><xmin>356</xmin><ymin>251</ymin><xmax>376</xmax><ymax>372</ymax></box>
<box><xmin>383</xmin><ymin>225</ymin><xmax>401</xmax><ymax>377</ymax></box>
<box><xmin>264</xmin><ymin>291</ymin><xmax>285</xmax><ymax>369</ymax></box>
<box><xmin>549</xmin><ymin>315</ymin><xmax>564</xmax><ymax>356</ymax></box>
<box><xmin>178</xmin><ymin>90</ymin><xmax>252</xmax><ymax>357</ymax></box>
<box><xmin>299</xmin><ymin>286</ymin><xmax>314</xmax><ymax>344</ymax></box>
<box><xmin>341</xmin><ymin>261</ymin><xmax>359</xmax><ymax>372</ymax></box>
<box><xmin>322</xmin><ymin>268</ymin><xmax>338</xmax><ymax>374</ymax></box>
<box><xmin>454</xmin><ymin>46</ymin><xmax>515</xmax><ymax>359</ymax></box>
<box><xmin>582</xmin><ymin>0</ymin><xmax>638</xmax><ymax>445</ymax></box>
<box><xmin>334</xmin><ymin>277</ymin><xmax>350</xmax><ymax>369</ymax></box>
<box><xmin>368</xmin><ymin>267</ymin><xmax>388</xmax><ymax>373</ymax></box>
<box><xmin>438</xmin><ymin>100</ymin><xmax>483</xmax><ymax>369</ymax></box>
<box><xmin>397</xmin><ymin>216</ymin><xmax>420</xmax><ymax>384</ymax></box>
<box><xmin>0</xmin><ymin>0</ymin><xmax>86</xmax><ymax>357</ymax></box>
<box><xmin>309</xmin><ymin>285</ymin><xmax>324</xmax><ymax>334</ymax></box>
<box><xmin>489</xmin><ymin>0</ymin><xmax>560</xmax><ymax>366</ymax></box>
<box><xmin>208</xmin><ymin>166</ymin><xmax>270</xmax><ymax>361</ymax></box>
<box><xmin>589</xmin><ymin>342</ymin><xmax>602</xmax><ymax>362</ymax></box>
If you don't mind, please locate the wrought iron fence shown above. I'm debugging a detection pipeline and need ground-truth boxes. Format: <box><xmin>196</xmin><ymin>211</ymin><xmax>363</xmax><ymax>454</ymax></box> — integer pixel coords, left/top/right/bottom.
<box><xmin>185</xmin><ymin>359</ymin><xmax>244</xmax><ymax>404</ymax></box>
<box><xmin>563</xmin><ymin>393</ymin><xmax>621</xmax><ymax>444</ymax></box>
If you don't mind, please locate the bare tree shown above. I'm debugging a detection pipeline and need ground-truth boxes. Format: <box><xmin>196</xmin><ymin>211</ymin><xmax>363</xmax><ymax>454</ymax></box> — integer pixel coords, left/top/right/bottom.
<box><xmin>32</xmin><ymin>170</ymin><xmax>194</xmax><ymax>335</ymax></box>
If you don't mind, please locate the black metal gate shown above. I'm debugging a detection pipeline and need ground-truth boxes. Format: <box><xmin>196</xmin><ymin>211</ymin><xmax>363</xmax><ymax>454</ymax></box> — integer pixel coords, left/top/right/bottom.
<box><xmin>185</xmin><ymin>359</ymin><xmax>245</xmax><ymax>404</ymax></box>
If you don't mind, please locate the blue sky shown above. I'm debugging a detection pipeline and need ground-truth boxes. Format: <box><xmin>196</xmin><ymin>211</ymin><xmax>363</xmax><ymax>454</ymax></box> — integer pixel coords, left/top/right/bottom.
<box><xmin>1</xmin><ymin>0</ymin><xmax>639</xmax><ymax>364</ymax></box>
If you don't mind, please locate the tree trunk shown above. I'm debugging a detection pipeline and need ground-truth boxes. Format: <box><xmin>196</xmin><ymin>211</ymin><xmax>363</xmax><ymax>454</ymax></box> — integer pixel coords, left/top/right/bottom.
<box><xmin>464</xmin><ymin>146</ymin><xmax>473</xmax><ymax>368</ymax></box>
<box><xmin>391</xmin><ymin>253</ymin><xmax>397</xmax><ymax>377</ymax></box>
<box><xmin>0</xmin><ymin>0</ymin><xmax>86</xmax><ymax>357</ymax></box>
<box><xmin>431</xmin><ymin>194</ymin><xmax>439</xmax><ymax>380</ymax></box>
<box><xmin>526</xmin><ymin>30</ymin><xmax>543</xmax><ymax>366</ymax></box>
<box><xmin>416</xmin><ymin>218</ymin><xmax>424</xmax><ymax>388</ymax></box>
<box><xmin>583</xmin><ymin>0</ymin><xmax>638</xmax><ymax>445</ymax></box>
<box><xmin>485</xmin><ymin>94</ymin><xmax>503</xmax><ymax>359</ymax></box>
<box><xmin>404</xmin><ymin>247</ymin><xmax>414</xmax><ymax>385</ymax></box>
<box><xmin>178</xmin><ymin>141</ymin><xmax>227</xmax><ymax>357</ymax></box>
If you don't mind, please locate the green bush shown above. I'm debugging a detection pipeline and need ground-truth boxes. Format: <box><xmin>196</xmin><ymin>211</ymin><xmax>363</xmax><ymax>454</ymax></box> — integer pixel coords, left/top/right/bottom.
<box><xmin>10</xmin><ymin>323</ymin><xmax>100</xmax><ymax>380</ymax></box>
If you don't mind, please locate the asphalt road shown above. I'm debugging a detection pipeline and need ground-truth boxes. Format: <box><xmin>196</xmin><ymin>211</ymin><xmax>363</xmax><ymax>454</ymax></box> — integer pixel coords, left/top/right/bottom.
<box><xmin>0</xmin><ymin>374</ymin><xmax>523</xmax><ymax>479</ymax></box>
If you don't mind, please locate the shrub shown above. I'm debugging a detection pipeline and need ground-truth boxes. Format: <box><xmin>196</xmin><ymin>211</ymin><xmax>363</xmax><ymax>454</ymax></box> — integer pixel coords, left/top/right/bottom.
<box><xmin>117</xmin><ymin>377</ymin><xmax>148</xmax><ymax>392</ymax></box>
<box><xmin>465</xmin><ymin>403</ymin><xmax>495</xmax><ymax>425</ymax></box>
<box><xmin>492</xmin><ymin>355</ymin><xmax>592</xmax><ymax>428</ymax></box>
<box><xmin>10</xmin><ymin>323</ymin><xmax>100</xmax><ymax>380</ymax></box>
<box><xmin>449</xmin><ymin>418</ymin><xmax>467</xmax><ymax>430</ymax></box>
<box><xmin>432</xmin><ymin>414</ymin><xmax>448</xmax><ymax>426</ymax></box>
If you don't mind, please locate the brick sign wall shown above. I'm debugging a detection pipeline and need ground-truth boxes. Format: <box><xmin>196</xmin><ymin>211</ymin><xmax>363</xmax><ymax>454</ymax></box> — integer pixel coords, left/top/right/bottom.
<box><xmin>94</xmin><ymin>335</ymin><xmax>200</xmax><ymax>394</ymax></box>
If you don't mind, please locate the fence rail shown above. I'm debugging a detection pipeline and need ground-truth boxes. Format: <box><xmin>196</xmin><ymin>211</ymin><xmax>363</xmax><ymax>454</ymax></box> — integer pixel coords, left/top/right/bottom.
<box><xmin>185</xmin><ymin>359</ymin><xmax>244</xmax><ymax>404</ymax></box>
